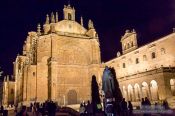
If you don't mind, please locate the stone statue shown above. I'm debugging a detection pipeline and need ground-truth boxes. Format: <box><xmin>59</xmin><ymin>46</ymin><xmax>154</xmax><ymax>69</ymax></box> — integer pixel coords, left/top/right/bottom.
<box><xmin>45</xmin><ymin>14</ymin><xmax>49</xmax><ymax>24</ymax></box>
<box><xmin>51</xmin><ymin>12</ymin><xmax>55</xmax><ymax>23</ymax></box>
<box><xmin>88</xmin><ymin>19</ymin><xmax>94</xmax><ymax>29</ymax></box>
<box><xmin>56</xmin><ymin>12</ymin><xmax>58</xmax><ymax>23</ymax></box>
<box><xmin>102</xmin><ymin>66</ymin><xmax>115</xmax><ymax>98</ymax></box>
<box><xmin>81</xmin><ymin>16</ymin><xmax>83</xmax><ymax>26</ymax></box>
<box><xmin>37</xmin><ymin>23</ymin><xmax>41</xmax><ymax>35</ymax></box>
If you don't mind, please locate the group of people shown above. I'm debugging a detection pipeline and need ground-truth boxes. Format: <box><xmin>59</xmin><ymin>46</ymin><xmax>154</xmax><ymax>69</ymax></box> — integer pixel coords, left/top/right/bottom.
<box><xmin>79</xmin><ymin>97</ymin><xmax>172</xmax><ymax>116</ymax></box>
<box><xmin>79</xmin><ymin>100</ymin><xmax>102</xmax><ymax>116</ymax></box>
<box><xmin>141</xmin><ymin>97</ymin><xmax>170</xmax><ymax>115</ymax></box>
<box><xmin>16</xmin><ymin>100</ymin><xmax>58</xmax><ymax>116</ymax></box>
<box><xmin>118</xmin><ymin>98</ymin><xmax>133</xmax><ymax>116</ymax></box>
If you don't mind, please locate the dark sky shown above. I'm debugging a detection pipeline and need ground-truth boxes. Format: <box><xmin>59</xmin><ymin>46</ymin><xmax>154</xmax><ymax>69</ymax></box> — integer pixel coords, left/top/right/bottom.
<box><xmin>0</xmin><ymin>0</ymin><xmax>175</xmax><ymax>75</ymax></box>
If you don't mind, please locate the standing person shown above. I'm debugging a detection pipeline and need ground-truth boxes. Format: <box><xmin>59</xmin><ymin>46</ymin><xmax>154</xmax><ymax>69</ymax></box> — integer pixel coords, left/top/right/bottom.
<box><xmin>30</xmin><ymin>103</ymin><xmax>33</xmax><ymax>112</ymax></box>
<box><xmin>79</xmin><ymin>103</ymin><xmax>85</xmax><ymax>116</ymax></box>
<box><xmin>144</xmin><ymin>97</ymin><xmax>151</xmax><ymax>116</ymax></box>
<box><xmin>162</xmin><ymin>100</ymin><xmax>169</xmax><ymax>110</ymax></box>
<box><xmin>14</xmin><ymin>104</ymin><xmax>18</xmax><ymax>115</ymax></box>
<box><xmin>141</xmin><ymin>98</ymin><xmax>145</xmax><ymax>110</ymax></box>
<box><xmin>128</xmin><ymin>101</ymin><xmax>133</xmax><ymax>116</ymax></box>
<box><xmin>16</xmin><ymin>106</ymin><xmax>29</xmax><ymax>116</ymax></box>
<box><xmin>120</xmin><ymin>98</ymin><xmax>128</xmax><ymax>116</ymax></box>
<box><xmin>0</xmin><ymin>105</ymin><xmax>4</xmax><ymax>114</ymax></box>
<box><xmin>86</xmin><ymin>100</ymin><xmax>93</xmax><ymax>116</ymax></box>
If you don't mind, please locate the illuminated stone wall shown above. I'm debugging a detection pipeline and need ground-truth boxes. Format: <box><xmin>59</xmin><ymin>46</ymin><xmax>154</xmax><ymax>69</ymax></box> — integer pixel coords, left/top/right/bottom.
<box><xmin>11</xmin><ymin>4</ymin><xmax>101</xmax><ymax>105</ymax></box>
<box><xmin>106</xmin><ymin>31</ymin><xmax>175</xmax><ymax>102</ymax></box>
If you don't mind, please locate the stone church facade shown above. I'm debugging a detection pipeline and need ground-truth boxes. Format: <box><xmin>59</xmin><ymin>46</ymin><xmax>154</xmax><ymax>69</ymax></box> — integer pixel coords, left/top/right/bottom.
<box><xmin>3</xmin><ymin>4</ymin><xmax>101</xmax><ymax>106</ymax></box>
<box><xmin>2</xmin><ymin>4</ymin><xmax>175</xmax><ymax>106</ymax></box>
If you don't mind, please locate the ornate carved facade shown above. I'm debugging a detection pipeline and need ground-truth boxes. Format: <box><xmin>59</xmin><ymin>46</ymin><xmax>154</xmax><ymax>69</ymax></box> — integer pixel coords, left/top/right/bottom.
<box><xmin>4</xmin><ymin>4</ymin><xmax>101</xmax><ymax>106</ymax></box>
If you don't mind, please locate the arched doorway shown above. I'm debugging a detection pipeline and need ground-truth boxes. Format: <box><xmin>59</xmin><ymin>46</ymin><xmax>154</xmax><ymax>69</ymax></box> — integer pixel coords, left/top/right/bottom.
<box><xmin>67</xmin><ymin>90</ymin><xmax>77</xmax><ymax>105</ymax></box>
<box><xmin>134</xmin><ymin>83</ymin><xmax>141</xmax><ymax>101</ymax></box>
<box><xmin>170</xmin><ymin>79</ymin><xmax>175</xmax><ymax>96</ymax></box>
<box><xmin>122</xmin><ymin>86</ymin><xmax>127</xmax><ymax>100</ymax></box>
<box><xmin>142</xmin><ymin>82</ymin><xmax>149</xmax><ymax>98</ymax></box>
<box><xmin>150</xmin><ymin>80</ymin><xmax>158</xmax><ymax>100</ymax></box>
<box><xmin>128</xmin><ymin>84</ymin><xmax>134</xmax><ymax>101</ymax></box>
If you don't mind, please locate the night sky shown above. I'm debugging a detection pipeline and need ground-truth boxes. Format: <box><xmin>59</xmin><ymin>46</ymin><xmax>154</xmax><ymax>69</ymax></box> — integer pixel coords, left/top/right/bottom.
<box><xmin>0</xmin><ymin>0</ymin><xmax>175</xmax><ymax>75</ymax></box>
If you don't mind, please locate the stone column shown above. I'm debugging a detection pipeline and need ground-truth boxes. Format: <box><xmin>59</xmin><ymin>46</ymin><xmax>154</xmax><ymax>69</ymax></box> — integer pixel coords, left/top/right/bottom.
<box><xmin>50</xmin><ymin>58</ymin><xmax>58</xmax><ymax>101</ymax></box>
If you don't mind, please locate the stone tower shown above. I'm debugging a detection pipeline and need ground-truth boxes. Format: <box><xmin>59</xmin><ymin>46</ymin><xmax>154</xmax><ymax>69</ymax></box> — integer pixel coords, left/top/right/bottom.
<box><xmin>121</xmin><ymin>29</ymin><xmax>138</xmax><ymax>54</ymax></box>
<box><xmin>63</xmin><ymin>4</ymin><xmax>75</xmax><ymax>21</ymax></box>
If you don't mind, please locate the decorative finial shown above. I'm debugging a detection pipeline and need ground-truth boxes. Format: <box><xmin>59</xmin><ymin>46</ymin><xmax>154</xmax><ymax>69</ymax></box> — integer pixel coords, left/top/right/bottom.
<box><xmin>132</xmin><ymin>29</ymin><xmax>136</xmax><ymax>33</ymax></box>
<box><xmin>45</xmin><ymin>14</ymin><xmax>49</xmax><ymax>24</ymax></box>
<box><xmin>81</xmin><ymin>16</ymin><xmax>84</xmax><ymax>26</ymax></box>
<box><xmin>68</xmin><ymin>0</ymin><xmax>71</xmax><ymax>6</ymax></box>
<box><xmin>173</xmin><ymin>28</ymin><xmax>175</xmax><ymax>33</ymax></box>
<box><xmin>37</xmin><ymin>23</ymin><xmax>41</xmax><ymax>35</ymax></box>
<box><xmin>51</xmin><ymin>12</ymin><xmax>55</xmax><ymax>23</ymax></box>
<box><xmin>7</xmin><ymin>75</ymin><xmax>9</xmax><ymax>82</ymax></box>
<box><xmin>125</xmin><ymin>29</ymin><xmax>130</xmax><ymax>33</ymax></box>
<box><xmin>88</xmin><ymin>19</ymin><xmax>94</xmax><ymax>29</ymax></box>
<box><xmin>4</xmin><ymin>76</ymin><xmax>6</xmax><ymax>82</ymax></box>
<box><xmin>55</xmin><ymin>12</ymin><xmax>58</xmax><ymax>23</ymax></box>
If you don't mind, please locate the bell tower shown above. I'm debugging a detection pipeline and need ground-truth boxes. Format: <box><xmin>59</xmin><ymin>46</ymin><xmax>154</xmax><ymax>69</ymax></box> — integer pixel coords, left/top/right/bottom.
<box><xmin>63</xmin><ymin>4</ymin><xmax>75</xmax><ymax>21</ymax></box>
<box><xmin>121</xmin><ymin>29</ymin><xmax>138</xmax><ymax>54</ymax></box>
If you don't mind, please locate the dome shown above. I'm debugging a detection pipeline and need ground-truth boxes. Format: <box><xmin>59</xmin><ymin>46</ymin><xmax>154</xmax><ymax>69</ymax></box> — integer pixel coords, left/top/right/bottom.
<box><xmin>54</xmin><ymin>20</ymin><xmax>87</xmax><ymax>35</ymax></box>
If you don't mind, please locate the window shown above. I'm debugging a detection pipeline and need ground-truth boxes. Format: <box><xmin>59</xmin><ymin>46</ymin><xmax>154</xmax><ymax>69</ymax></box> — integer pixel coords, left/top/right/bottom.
<box><xmin>170</xmin><ymin>79</ymin><xmax>175</xmax><ymax>96</ymax></box>
<box><xmin>124</xmin><ymin>44</ymin><xmax>127</xmax><ymax>50</ymax></box>
<box><xmin>123</xmin><ymin>63</ymin><xmax>126</xmax><ymax>68</ymax></box>
<box><xmin>68</xmin><ymin>13</ymin><xmax>72</xmax><ymax>20</ymax></box>
<box><xmin>131</xmin><ymin>41</ymin><xmax>134</xmax><ymax>47</ymax></box>
<box><xmin>136</xmin><ymin>58</ymin><xmax>139</xmax><ymax>64</ymax></box>
<box><xmin>127</xmin><ymin>43</ymin><xmax>130</xmax><ymax>49</ymax></box>
<box><xmin>143</xmin><ymin>55</ymin><xmax>147</xmax><ymax>61</ymax></box>
<box><xmin>151</xmin><ymin>52</ymin><xmax>156</xmax><ymax>59</ymax></box>
<box><xmin>11</xmin><ymin>89</ymin><xmax>14</xmax><ymax>94</ymax></box>
<box><xmin>161</xmin><ymin>48</ymin><xmax>166</xmax><ymax>55</ymax></box>
<box><xmin>33</xmin><ymin>72</ymin><xmax>35</xmax><ymax>77</ymax></box>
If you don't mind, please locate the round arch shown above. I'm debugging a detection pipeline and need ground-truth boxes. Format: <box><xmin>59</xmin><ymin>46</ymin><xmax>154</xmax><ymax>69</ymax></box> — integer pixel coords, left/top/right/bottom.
<box><xmin>122</xmin><ymin>86</ymin><xmax>127</xmax><ymax>100</ymax></box>
<box><xmin>134</xmin><ymin>83</ymin><xmax>141</xmax><ymax>101</ymax></box>
<box><xmin>67</xmin><ymin>90</ymin><xmax>77</xmax><ymax>105</ymax></box>
<box><xmin>142</xmin><ymin>82</ymin><xmax>149</xmax><ymax>99</ymax></box>
<box><xmin>128</xmin><ymin>84</ymin><xmax>134</xmax><ymax>101</ymax></box>
<box><xmin>170</xmin><ymin>79</ymin><xmax>175</xmax><ymax>96</ymax></box>
<box><xmin>150</xmin><ymin>80</ymin><xmax>158</xmax><ymax>100</ymax></box>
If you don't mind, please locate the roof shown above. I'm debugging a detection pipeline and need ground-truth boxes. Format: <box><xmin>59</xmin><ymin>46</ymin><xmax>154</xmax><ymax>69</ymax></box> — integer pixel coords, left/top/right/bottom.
<box><xmin>54</xmin><ymin>20</ymin><xmax>87</xmax><ymax>35</ymax></box>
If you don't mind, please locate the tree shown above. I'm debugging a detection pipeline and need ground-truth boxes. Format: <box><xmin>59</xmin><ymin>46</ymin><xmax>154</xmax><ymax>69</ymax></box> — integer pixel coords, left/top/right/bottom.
<box><xmin>109</xmin><ymin>67</ymin><xmax>123</xmax><ymax>114</ymax></box>
<box><xmin>91</xmin><ymin>75</ymin><xmax>101</xmax><ymax>113</ymax></box>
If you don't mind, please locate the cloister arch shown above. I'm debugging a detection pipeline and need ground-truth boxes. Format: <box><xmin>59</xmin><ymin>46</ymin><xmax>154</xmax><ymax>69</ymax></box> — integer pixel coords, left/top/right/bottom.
<box><xmin>150</xmin><ymin>80</ymin><xmax>158</xmax><ymax>100</ymax></box>
<box><xmin>122</xmin><ymin>86</ymin><xmax>127</xmax><ymax>100</ymax></box>
<box><xmin>134</xmin><ymin>83</ymin><xmax>141</xmax><ymax>101</ymax></box>
<box><xmin>128</xmin><ymin>84</ymin><xmax>134</xmax><ymax>101</ymax></box>
<box><xmin>170</xmin><ymin>79</ymin><xmax>175</xmax><ymax>96</ymax></box>
<box><xmin>142</xmin><ymin>82</ymin><xmax>149</xmax><ymax>98</ymax></box>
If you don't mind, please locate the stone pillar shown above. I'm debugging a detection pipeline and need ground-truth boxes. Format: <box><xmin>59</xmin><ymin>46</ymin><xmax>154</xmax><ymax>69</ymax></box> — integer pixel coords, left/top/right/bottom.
<box><xmin>148</xmin><ymin>84</ymin><xmax>152</xmax><ymax>100</ymax></box>
<box><xmin>50</xmin><ymin>58</ymin><xmax>58</xmax><ymax>101</ymax></box>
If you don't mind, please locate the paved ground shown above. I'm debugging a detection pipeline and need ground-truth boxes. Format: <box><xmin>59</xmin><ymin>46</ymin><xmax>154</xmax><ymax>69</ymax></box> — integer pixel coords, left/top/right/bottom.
<box><xmin>6</xmin><ymin>109</ymin><xmax>175</xmax><ymax>116</ymax></box>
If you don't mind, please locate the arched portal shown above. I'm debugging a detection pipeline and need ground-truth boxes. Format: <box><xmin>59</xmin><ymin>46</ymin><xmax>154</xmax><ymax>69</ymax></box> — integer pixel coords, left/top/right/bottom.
<box><xmin>142</xmin><ymin>82</ymin><xmax>149</xmax><ymax>98</ymax></box>
<box><xmin>150</xmin><ymin>80</ymin><xmax>158</xmax><ymax>100</ymax></box>
<box><xmin>134</xmin><ymin>83</ymin><xmax>141</xmax><ymax>101</ymax></box>
<box><xmin>122</xmin><ymin>86</ymin><xmax>127</xmax><ymax>100</ymax></box>
<box><xmin>170</xmin><ymin>79</ymin><xmax>175</xmax><ymax>96</ymax></box>
<box><xmin>128</xmin><ymin>84</ymin><xmax>134</xmax><ymax>101</ymax></box>
<box><xmin>67</xmin><ymin>90</ymin><xmax>77</xmax><ymax>105</ymax></box>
